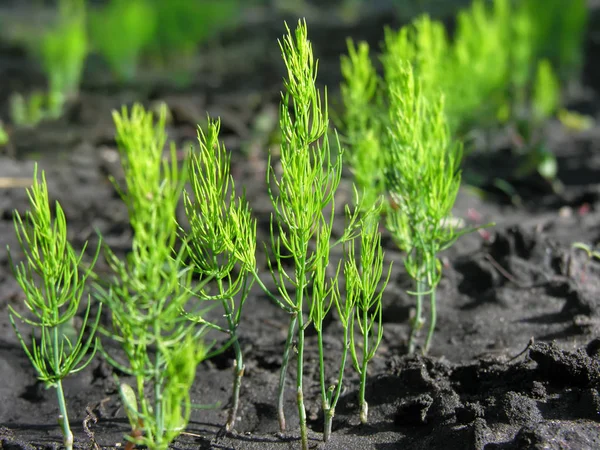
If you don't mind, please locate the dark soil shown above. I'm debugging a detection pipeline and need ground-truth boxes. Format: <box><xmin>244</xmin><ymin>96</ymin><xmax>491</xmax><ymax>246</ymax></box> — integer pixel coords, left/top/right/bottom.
<box><xmin>1</xmin><ymin>2</ymin><xmax>600</xmax><ymax>449</ymax></box>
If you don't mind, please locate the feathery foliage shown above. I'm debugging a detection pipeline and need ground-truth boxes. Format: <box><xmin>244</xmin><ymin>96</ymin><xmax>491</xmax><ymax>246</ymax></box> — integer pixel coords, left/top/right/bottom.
<box><xmin>183</xmin><ymin>117</ymin><xmax>256</xmax><ymax>432</ymax></box>
<box><xmin>8</xmin><ymin>165</ymin><xmax>101</xmax><ymax>450</ymax></box>
<box><xmin>96</xmin><ymin>104</ymin><xmax>207</xmax><ymax>449</ymax></box>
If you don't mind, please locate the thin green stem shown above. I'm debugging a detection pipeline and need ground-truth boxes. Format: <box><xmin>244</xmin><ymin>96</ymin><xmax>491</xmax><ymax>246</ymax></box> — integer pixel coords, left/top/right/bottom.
<box><xmin>56</xmin><ymin>380</ymin><xmax>73</xmax><ymax>450</ymax></box>
<box><xmin>54</xmin><ymin>327</ymin><xmax>72</xmax><ymax>450</ymax></box>
<box><xmin>424</xmin><ymin>282</ymin><xmax>437</xmax><ymax>355</ymax></box>
<box><xmin>293</xmin><ymin>259</ymin><xmax>309</xmax><ymax>450</ymax></box>
<box><xmin>295</xmin><ymin>308</ymin><xmax>308</xmax><ymax>450</ymax></box>
<box><xmin>219</xmin><ymin>279</ymin><xmax>245</xmax><ymax>432</ymax></box>
<box><xmin>317</xmin><ymin>328</ymin><xmax>327</xmax><ymax>408</ymax></box>
<box><xmin>251</xmin><ymin>269</ymin><xmax>293</xmax><ymax>313</ymax></box>
<box><xmin>278</xmin><ymin>312</ymin><xmax>297</xmax><ymax>432</ymax></box>
<box><xmin>359</xmin><ymin>307</ymin><xmax>369</xmax><ymax>424</ymax></box>
<box><xmin>317</xmin><ymin>327</ymin><xmax>331</xmax><ymax>441</ymax></box>
<box><xmin>324</xmin><ymin>403</ymin><xmax>334</xmax><ymax>442</ymax></box>
<box><xmin>154</xmin><ymin>325</ymin><xmax>163</xmax><ymax>443</ymax></box>
<box><xmin>324</xmin><ymin>324</ymin><xmax>350</xmax><ymax>441</ymax></box>
<box><xmin>408</xmin><ymin>278</ymin><xmax>425</xmax><ymax>354</ymax></box>
<box><xmin>134</xmin><ymin>372</ymin><xmax>147</xmax><ymax>442</ymax></box>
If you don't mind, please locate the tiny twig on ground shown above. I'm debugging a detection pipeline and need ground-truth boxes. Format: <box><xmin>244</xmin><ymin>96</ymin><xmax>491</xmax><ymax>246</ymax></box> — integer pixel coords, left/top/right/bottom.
<box><xmin>83</xmin><ymin>406</ymin><xmax>100</xmax><ymax>450</ymax></box>
<box><xmin>507</xmin><ymin>337</ymin><xmax>535</xmax><ymax>362</ymax></box>
<box><xmin>484</xmin><ymin>253</ymin><xmax>526</xmax><ymax>287</ymax></box>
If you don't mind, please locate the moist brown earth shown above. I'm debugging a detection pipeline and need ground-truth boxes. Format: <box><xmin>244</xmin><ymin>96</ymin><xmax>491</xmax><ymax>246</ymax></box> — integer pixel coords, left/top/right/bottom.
<box><xmin>1</xmin><ymin>3</ymin><xmax>600</xmax><ymax>449</ymax></box>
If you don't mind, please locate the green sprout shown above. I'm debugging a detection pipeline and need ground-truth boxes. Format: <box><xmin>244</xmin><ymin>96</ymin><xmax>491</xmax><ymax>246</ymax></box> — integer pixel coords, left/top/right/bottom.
<box><xmin>554</xmin><ymin>0</ymin><xmax>587</xmax><ymax>79</ymax></box>
<box><xmin>518</xmin><ymin>0</ymin><xmax>587</xmax><ymax>81</ymax></box>
<box><xmin>262</xmin><ymin>20</ymin><xmax>366</xmax><ymax>448</ymax></box>
<box><xmin>385</xmin><ymin>62</ymin><xmax>466</xmax><ymax>354</ymax></box>
<box><xmin>382</xmin><ymin>1</ymin><xmax>512</xmax><ymax>134</ymax></box>
<box><xmin>7</xmin><ymin>165</ymin><xmax>101</xmax><ymax>450</ymax></box>
<box><xmin>532</xmin><ymin>59</ymin><xmax>561</xmax><ymax>127</ymax></box>
<box><xmin>0</xmin><ymin>121</ymin><xmax>8</xmax><ymax>146</ymax></box>
<box><xmin>9</xmin><ymin>92</ymin><xmax>47</xmax><ymax>128</ymax></box>
<box><xmin>89</xmin><ymin>0</ymin><xmax>157</xmax><ymax>81</ymax></box>
<box><xmin>450</xmin><ymin>0</ymin><xmax>510</xmax><ymax>130</ymax></box>
<box><xmin>183</xmin><ymin>117</ymin><xmax>256</xmax><ymax>432</ymax></box>
<box><xmin>339</xmin><ymin>0</ymin><xmax>585</xmax><ymax>351</ymax></box>
<box><xmin>513</xmin><ymin>59</ymin><xmax>561</xmax><ymax>185</ymax></box>
<box><xmin>507</xmin><ymin>0</ymin><xmax>586</xmax><ymax>112</ymax></box>
<box><xmin>340</xmin><ymin>39</ymin><xmax>385</xmax><ymax>210</ymax></box>
<box><xmin>348</xmin><ymin>211</ymin><xmax>391</xmax><ymax>422</ymax></box>
<box><xmin>268</xmin><ymin>20</ymin><xmax>337</xmax><ymax>444</ymax></box>
<box><xmin>572</xmin><ymin>242</ymin><xmax>600</xmax><ymax>261</ymax></box>
<box><xmin>146</xmin><ymin>0</ymin><xmax>240</xmax><ymax>84</ymax></box>
<box><xmin>571</xmin><ymin>242</ymin><xmax>600</xmax><ymax>284</ymax></box>
<box><xmin>117</xmin><ymin>337</ymin><xmax>208</xmax><ymax>449</ymax></box>
<box><xmin>36</xmin><ymin>0</ymin><xmax>87</xmax><ymax>117</ymax></box>
<box><xmin>95</xmin><ymin>104</ymin><xmax>208</xmax><ymax>449</ymax></box>
<box><xmin>309</xmin><ymin>226</ymin><xmax>343</xmax><ymax>442</ymax></box>
<box><xmin>310</xmin><ymin>205</ymin><xmax>391</xmax><ymax>433</ymax></box>
<box><xmin>309</xmin><ymin>206</ymin><xmax>389</xmax><ymax>440</ymax></box>
<box><xmin>382</xmin><ymin>16</ymin><xmax>454</xmax><ymax>127</ymax></box>
<box><xmin>374</xmin><ymin>0</ymin><xmax>585</xmax><ymax>140</ymax></box>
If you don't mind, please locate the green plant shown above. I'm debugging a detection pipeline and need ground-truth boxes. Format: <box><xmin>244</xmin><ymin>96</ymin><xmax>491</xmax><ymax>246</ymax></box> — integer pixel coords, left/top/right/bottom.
<box><xmin>531</xmin><ymin>59</ymin><xmax>561</xmax><ymax>127</ymax></box>
<box><xmin>384</xmin><ymin>62</ymin><xmax>466</xmax><ymax>354</ymax></box>
<box><xmin>9</xmin><ymin>92</ymin><xmax>47</xmax><ymax>128</ymax></box>
<box><xmin>36</xmin><ymin>0</ymin><xmax>87</xmax><ymax>117</ymax></box>
<box><xmin>182</xmin><ymin>117</ymin><xmax>256</xmax><ymax>432</ymax></box>
<box><xmin>145</xmin><ymin>0</ymin><xmax>239</xmax><ymax>82</ymax></box>
<box><xmin>516</xmin><ymin>0</ymin><xmax>587</xmax><ymax>81</ymax></box>
<box><xmin>0</xmin><ymin>121</ymin><xmax>9</xmax><ymax>146</ymax></box>
<box><xmin>450</xmin><ymin>0</ymin><xmax>510</xmax><ymax>130</ymax></box>
<box><xmin>506</xmin><ymin>0</ymin><xmax>587</xmax><ymax>114</ymax></box>
<box><xmin>514</xmin><ymin>59</ymin><xmax>561</xmax><ymax>185</ymax></box>
<box><xmin>309</xmin><ymin>202</ymin><xmax>389</xmax><ymax>440</ymax></box>
<box><xmin>340</xmin><ymin>0</ymin><xmax>585</xmax><ymax>341</ymax></box>
<box><xmin>263</xmin><ymin>20</ymin><xmax>368</xmax><ymax>449</ymax></box>
<box><xmin>118</xmin><ymin>337</ymin><xmax>208</xmax><ymax>449</ymax></box>
<box><xmin>376</xmin><ymin>0</ymin><xmax>585</xmax><ymax>139</ymax></box>
<box><xmin>347</xmin><ymin>211</ymin><xmax>391</xmax><ymax>422</ymax></box>
<box><xmin>95</xmin><ymin>104</ymin><xmax>208</xmax><ymax>449</ymax></box>
<box><xmin>89</xmin><ymin>0</ymin><xmax>156</xmax><ymax>81</ymax></box>
<box><xmin>340</xmin><ymin>39</ymin><xmax>384</xmax><ymax>210</ymax></box>
<box><xmin>7</xmin><ymin>165</ymin><xmax>101</xmax><ymax>450</ymax></box>
<box><xmin>382</xmin><ymin>14</ymin><xmax>448</xmax><ymax>99</ymax></box>
<box><xmin>309</xmin><ymin>227</ymin><xmax>345</xmax><ymax>442</ymax></box>
<box><xmin>572</xmin><ymin>242</ymin><xmax>600</xmax><ymax>261</ymax></box>
<box><xmin>382</xmin><ymin>0</ymin><xmax>513</xmax><ymax>134</ymax></box>
<box><xmin>553</xmin><ymin>0</ymin><xmax>587</xmax><ymax>79</ymax></box>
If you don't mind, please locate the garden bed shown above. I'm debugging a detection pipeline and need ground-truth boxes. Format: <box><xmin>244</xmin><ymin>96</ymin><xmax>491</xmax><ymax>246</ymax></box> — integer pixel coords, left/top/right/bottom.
<box><xmin>1</xmin><ymin>2</ymin><xmax>600</xmax><ymax>449</ymax></box>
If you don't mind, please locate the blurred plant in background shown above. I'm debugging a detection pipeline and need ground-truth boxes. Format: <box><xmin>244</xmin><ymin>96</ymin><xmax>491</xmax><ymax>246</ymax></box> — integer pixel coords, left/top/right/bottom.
<box><xmin>2</xmin><ymin>0</ymin><xmax>245</xmax><ymax>128</ymax></box>
<box><xmin>341</xmin><ymin>0</ymin><xmax>587</xmax><ymax>351</ymax></box>
<box><xmin>6</xmin><ymin>0</ymin><xmax>88</xmax><ymax>126</ymax></box>
<box><xmin>0</xmin><ymin>122</ymin><xmax>8</xmax><ymax>147</ymax></box>
<box><xmin>343</xmin><ymin>0</ymin><xmax>588</xmax><ymax>205</ymax></box>
<box><xmin>89</xmin><ymin>0</ymin><xmax>156</xmax><ymax>81</ymax></box>
<box><xmin>37</xmin><ymin>0</ymin><xmax>87</xmax><ymax>117</ymax></box>
<box><xmin>340</xmin><ymin>40</ymin><xmax>384</xmax><ymax>212</ymax></box>
<box><xmin>89</xmin><ymin>0</ymin><xmax>241</xmax><ymax>84</ymax></box>
<box><xmin>9</xmin><ymin>92</ymin><xmax>47</xmax><ymax>128</ymax></box>
<box><xmin>513</xmin><ymin>59</ymin><xmax>561</xmax><ymax>190</ymax></box>
<box><xmin>145</xmin><ymin>0</ymin><xmax>240</xmax><ymax>84</ymax></box>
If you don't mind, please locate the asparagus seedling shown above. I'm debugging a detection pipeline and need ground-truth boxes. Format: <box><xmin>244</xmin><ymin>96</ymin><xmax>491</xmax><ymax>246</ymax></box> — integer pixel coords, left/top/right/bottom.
<box><xmin>8</xmin><ymin>165</ymin><xmax>101</xmax><ymax>450</ymax></box>
<box><xmin>96</xmin><ymin>104</ymin><xmax>208</xmax><ymax>449</ymax></box>
<box><xmin>264</xmin><ymin>20</ymin><xmax>362</xmax><ymax>448</ymax></box>
<box><xmin>183</xmin><ymin>117</ymin><xmax>256</xmax><ymax>432</ymax></box>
